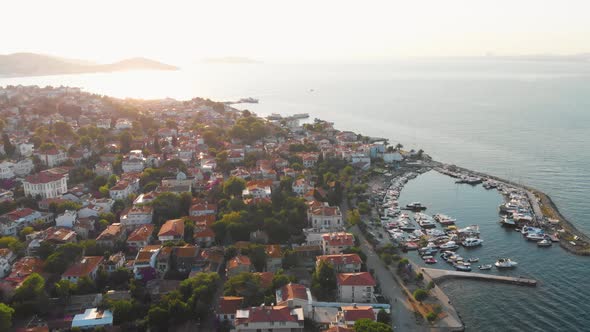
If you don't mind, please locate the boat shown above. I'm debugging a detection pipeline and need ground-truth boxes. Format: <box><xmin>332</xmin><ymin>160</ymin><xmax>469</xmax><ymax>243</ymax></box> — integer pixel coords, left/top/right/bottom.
<box><xmin>495</xmin><ymin>258</ymin><xmax>518</xmax><ymax>268</ymax></box>
<box><xmin>526</xmin><ymin>232</ymin><xmax>545</xmax><ymax>242</ymax></box>
<box><xmin>404</xmin><ymin>242</ymin><xmax>419</xmax><ymax>250</ymax></box>
<box><xmin>467</xmin><ymin>257</ymin><xmax>479</xmax><ymax>263</ymax></box>
<box><xmin>537</xmin><ymin>239</ymin><xmax>552</xmax><ymax>247</ymax></box>
<box><xmin>499</xmin><ymin>216</ymin><xmax>517</xmax><ymax>227</ymax></box>
<box><xmin>462</xmin><ymin>237</ymin><xmax>484</xmax><ymax>247</ymax></box>
<box><xmin>433</xmin><ymin>214</ymin><xmax>457</xmax><ymax>225</ymax></box>
<box><xmin>478</xmin><ymin>264</ymin><xmax>492</xmax><ymax>270</ymax></box>
<box><xmin>440</xmin><ymin>241</ymin><xmax>460</xmax><ymax>251</ymax></box>
<box><xmin>458</xmin><ymin>225</ymin><xmax>480</xmax><ymax>236</ymax></box>
<box><xmin>455</xmin><ymin>264</ymin><xmax>472</xmax><ymax>272</ymax></box>
<box><xmin>418</xmin><ymin>218</ymin><xmax>436</xmax><ymax>229</ymax></box>
<box><xmin>405</xmin><ymin>202</ymin><xmax>427</xmax><ymax>211</ymax></box>
<box><xmin>424</xmin><ymin>258</ymin><xmax>437</xmax><ymax>264</ymax></box>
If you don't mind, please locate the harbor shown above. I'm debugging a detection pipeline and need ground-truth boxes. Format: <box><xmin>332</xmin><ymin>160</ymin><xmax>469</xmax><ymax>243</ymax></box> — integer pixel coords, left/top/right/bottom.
<box><xmin>421</xmin><ymin>268</ymin><xmax>537</xmax><ymax>287</ymax></box>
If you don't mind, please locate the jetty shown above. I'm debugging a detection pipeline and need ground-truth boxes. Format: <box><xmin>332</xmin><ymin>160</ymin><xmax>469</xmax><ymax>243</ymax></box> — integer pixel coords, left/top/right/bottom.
<box><xmin>422</xmin><ymin>268</ymin><xmax>538</xmax><ymax>287</ymax></box>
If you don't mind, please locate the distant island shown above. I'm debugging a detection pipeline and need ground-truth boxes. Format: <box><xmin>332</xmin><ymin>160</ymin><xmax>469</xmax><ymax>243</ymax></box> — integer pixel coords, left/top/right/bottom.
<box><xmin>0</xmin><ymin>53</ymin><xmax>179</xmax><ymax>77</ymax></box>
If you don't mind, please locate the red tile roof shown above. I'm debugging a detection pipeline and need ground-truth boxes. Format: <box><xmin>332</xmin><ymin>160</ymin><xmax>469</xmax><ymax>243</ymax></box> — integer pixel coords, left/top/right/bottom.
<box><xmin>255</xmin><ymin>272</ymin><xmax>274</xmax><ymax>289</ymax></box>
<box><xmin>127</xmin><ymin>224</ymin><xmax>154</xmax><ymax>242</ymax></box>
<box><xmin>158</xmin><ymin>219</ymin><xmax>185</xmax><ymax>237</ymax></box>
<box><xmin>341</xmin><ymin>305</ymin><xmax>375</xmax><ymax>322</ymax></box>
<box><xmin>336</xmin><ymin>272</ymin><xmax>376</xmax><ymax>287</ymax></box>
<box><xmin>317</xmin><ymin>254</ymin><xmax>362</xmax><ymax>266</ymax></box>
<box><xmin>217</xmin><ymin>296</ymin><xmax>243</xmax><ymax>315</ymax></box>
<box><xmin>227</xmin><ymin>255</ymin><xmax>251</xmax><ymax>270</ymax></box>
<box><xmin>62</xmin><ymin>256</ymin><xmax>104</xmax><ymax>278</ymax></box>
<box><xmin>25</xmin><ymin>171</ymin><xmax>66</xmax><ymax>184</ymax></box>
<box><xmin>279</xmin><ymin>283</ymin><xmax>308</xmax><ymax>301</ymax></box>
<box><xmin>5</xmin><ymin>257</ymin><xmax>43</xmax><ymax>284</ymax></box>
<box><xmin>322</xmin><ymin>233</ymin><xmax>354</xmax><ymax>246</ymax></box>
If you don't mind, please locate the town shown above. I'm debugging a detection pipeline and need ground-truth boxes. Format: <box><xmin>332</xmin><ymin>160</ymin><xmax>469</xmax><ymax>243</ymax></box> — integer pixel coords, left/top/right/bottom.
<box><xmin>0</xmin><ymin>85</ymin><xmax>426</xmax><ymax>332</ymax></box>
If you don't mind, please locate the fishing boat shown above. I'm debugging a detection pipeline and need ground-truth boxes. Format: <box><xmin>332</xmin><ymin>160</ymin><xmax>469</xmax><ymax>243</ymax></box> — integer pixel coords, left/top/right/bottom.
<box><xmin>495</xmin><ymin>258</ymin><xmax>518</xmax><ymax>268</ymax></box>
<box><xmin>537</xmin><ymin>239</ymin><xmax>552</xmax><ymax>247</ymax></box>
<box><xmin>478</xmin><ymin>264</ymin><xmax>492</xmax><ymax>270</ymax></box>
<box><xmin>526</xmin><ymin>232</ymin><xmax>545</xmax><ymax>242</ymax></box>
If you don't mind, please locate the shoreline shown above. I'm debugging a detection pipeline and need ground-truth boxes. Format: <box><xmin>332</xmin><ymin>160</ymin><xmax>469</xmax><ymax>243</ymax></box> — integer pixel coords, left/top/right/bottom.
<box><xmin>430</xmin><ymin>161</ymin><xmax>590</xmax><ymax>256</ymax></box>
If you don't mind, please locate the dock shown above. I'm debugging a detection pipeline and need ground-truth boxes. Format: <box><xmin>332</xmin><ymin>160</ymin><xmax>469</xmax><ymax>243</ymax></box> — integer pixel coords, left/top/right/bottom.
<box><xmin>421</xmin><ymin>268</ymin><xmax>538</xmax><ymax>287</ymax></box>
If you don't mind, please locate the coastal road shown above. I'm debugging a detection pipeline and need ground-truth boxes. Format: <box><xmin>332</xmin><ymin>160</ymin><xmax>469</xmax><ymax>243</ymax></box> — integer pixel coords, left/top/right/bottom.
<box><xmin>350</xmin><ymin>225</ymin><xmax>428</xmax><ymax>332</ymax></box>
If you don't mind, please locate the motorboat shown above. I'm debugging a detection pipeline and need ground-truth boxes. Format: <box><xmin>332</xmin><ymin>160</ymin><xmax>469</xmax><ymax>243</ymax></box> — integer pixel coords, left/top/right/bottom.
<box><xmin>433</xmin><ymin>214</ymin><xmax>457</xmax><ymax>225</ymax></box>
<box><xmin>526</xmin><ymin>232</ymin><xmax>545</xmax><ymax>242</ymax></box>
<box><xmin>478</xmin><ymin>264</ymin><xmax>492</xmax><ymax>270</ymax></box>
<box><xmin>537</xmin><ymin>239</ymin><xmax>552</xmax><ymax>247</ymax></box>
<box><xmin>467</xmin><ymin>257</ymin><xmax>479</xmax><ymax>263</ymax></box>
<box><xmin>440</xmin><ymin>241</ymin><xmax>460</xmax><ymax>251</ymax></box>
<box><xmin>424</xmin><ymin>257</ymin><xmax>437</xmax><ymax>264</ymax></box>
<box><xmin>455</xmin><ymin>264</ymin><xmax>472</xmax><ymax>272</ymax></box>
<box><xmin>458</xmin><ymin>225</ymin><xmax>480</xmax><ymax>236</ymax></box>
<box><xmin>495</xmin><ymin>258</ymin><xmax>518</xmax><ymax>268</ymax></box>
<box><xmin>405</xmin><ymin>202</ymin><xmax>427</xmax><ymax>211</ymax></box>
<box><xmin>462</xmin><ymin>238</ymin><xmax>484</xmax><ymax>247</ymax></box>
<box><xmin>499</xmin><ymin>216</ymin><xmax>516</xmax><ymax>227</ymax></box>
<box><xmin>418</xmin><ymin>218</ymin><xmax>437</xmax><ymax>229</ymax></box>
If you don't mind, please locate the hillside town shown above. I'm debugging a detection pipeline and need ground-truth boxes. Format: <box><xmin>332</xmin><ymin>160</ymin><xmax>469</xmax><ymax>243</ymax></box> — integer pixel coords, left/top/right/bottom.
<box><xmin>0</xmin><ymin>85</ymin><xmax>424</xmax><ymax>332</ymax></box>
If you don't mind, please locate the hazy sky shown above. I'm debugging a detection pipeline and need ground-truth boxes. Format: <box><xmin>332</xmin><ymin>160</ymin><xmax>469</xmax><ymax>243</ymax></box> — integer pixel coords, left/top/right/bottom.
<box><xmin>3</xmin><ymin>0</ymin><xmax>590</xmax><ymax>64</ymax></box>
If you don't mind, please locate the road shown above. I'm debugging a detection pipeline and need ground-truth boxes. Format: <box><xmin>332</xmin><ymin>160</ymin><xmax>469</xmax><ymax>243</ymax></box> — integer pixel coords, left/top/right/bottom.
<box><xmin>350</xmin><ymin>225</ymin><xmax>428</xmax><ymax>332</ymax></box>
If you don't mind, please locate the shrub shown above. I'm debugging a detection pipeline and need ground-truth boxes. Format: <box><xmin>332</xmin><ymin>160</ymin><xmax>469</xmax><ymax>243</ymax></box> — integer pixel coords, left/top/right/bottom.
<box><xmin>427</xmin><ymin>281</ymin><xmax>435</xmax><ymax>290</ymax></box>
<box><xmin>416</xmin><ymin>272</ymin><xmax>424</xmax><ymax>281</ymax></box>
<box><xmin>413</xmin><ymin>288</ymin><xmax>428</xmax><ymax>302</ymax></box>
<box><xmin>426</xmin><ymin>311</ymin><xmax>437</xmax><ymax>322</ymax></box>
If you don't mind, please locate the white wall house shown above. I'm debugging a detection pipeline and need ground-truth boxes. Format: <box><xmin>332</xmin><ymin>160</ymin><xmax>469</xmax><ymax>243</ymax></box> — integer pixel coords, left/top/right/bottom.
<box><xmin>56</xmin><ymin>210</ymin><xmax>77</xmax><ymax>228</ymax></box>
<box><xmin>120</xmin><ymin>206</ymin><xmax>153</xmax><ymax>228</ymax></box>
<box><xmin>308</xmin><ymin>205</ymin><xmax>343</xmax><ymax>231</ymax></box>
<box><xmin>36</xmin><ymin>149</ymin><xmax>69</xmax><ymax>167</ymax></box>
<box><xmin>336</xmin><ymin>272</ymin><xmax>376</xmax><ymax>303</ymax></box>
<box><xmin>23</xmin><ymin>171</ymin><xmax>68</xmax><ymax>199</ymax></box>
<box><xmin>0</xmin><ymin>161</ymin><xmax>15</xmax><ymax>179</ymax></box>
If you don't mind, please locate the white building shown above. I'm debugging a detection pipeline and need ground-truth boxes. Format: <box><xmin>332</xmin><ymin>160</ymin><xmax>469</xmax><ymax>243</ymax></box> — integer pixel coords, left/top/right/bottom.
<box><xmin>383</xmin><ymin>151</ymin><xmax>403</xmax><ymax>163</ymax></box>
<box><xmin>72</xmin><ymin>308</ymin><xmax>113</xmax><ymax>330</ymax></box>
<box><xmin>308</xmin><ymin>204</ymin><xmax>343</xmax><ymax>231</ymax></box>
<box><xmin>120</xmin><ymin>205</ymin><xmax>153</xmax><ymax>228</ymax></box>
<box><xmin>109</xmin><ymin>180</ymin><xmax>139</xmax><ymax>200</ymax></box>
<box><xmin>23</xmin><ymin>171</ymin><xmax>68</xmax><ymax>199</ymax></box>
<box><xmin>115</xmin><ymin>119</ymin><xmax>133</xmax><ymax>130</ymax></box>
<box><xmin>336</xmin><ymin>272</ymin><xmax>376</xmax><ymax>303</ymax></box>
<box><xmin>18</xmin><ymin>142</ymin><xmax>34</xmax><ymax>157</ymax></box>
<box><xmin>233</xmin><ymin>306</ymin><xmax>304</xmax><ymax>332</ymax></box>
<box><xmin>122</xmin><ymin>150</ymin><xmax>145</xmax><ymax>173</ymax></box>
<box><xmin>35</xmin><ymin>149</ymin><xmax>69</xmax><ymax>167</ymax></box>
<box><xmin>55</xmin><ymin>210</ymin><xmax>77</xmax><ymax>228</ymax></box>
<box><xmin>321</xmin><ymin>232</ymin><xmax>354</xmax><ymax>255</ymax></box>
<box><xmin>13</xmin><ymin>159</ymin><xmax>34</xmax><ymax>177</ymax></box>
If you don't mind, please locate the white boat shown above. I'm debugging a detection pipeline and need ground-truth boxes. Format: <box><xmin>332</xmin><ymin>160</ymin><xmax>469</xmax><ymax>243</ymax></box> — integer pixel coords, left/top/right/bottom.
<box><xmin>499</xmin><ymin>216</ymin><xmax>516</xmax><ymax>227</ymax></box>
<box><xmin>458</xmin><ymin>225</ymin><xmax>480</xmax><ymax>236</ymax></box>
<box><xmin>433</xmin><ymin>214</ymin><xmax>457</xmax><ymax>225</ymax></box>
<box><xmin>440</xmin><ymin>241</ymin><xmax>460</xmax><ymax>250</ymax></box>
<box><xmin>526</xmin><ymin>233</ymin><xmax>545</xmax><ymax>242</ymax></box>
<box><xmin>495</xmin><ymin>258</ymin><xmax>518</xmax><ymax>268</ymax></box>
<box><xmin>537</xmin><ymin>239</ymin><xmax>552</xmax><ymax>247</ymax></box>
<box><xmin>462</xmin><ymin>237</ymin><xmax>484</xmax><ymax>247</ymax></box>
<box><xmin>467</xmin><ymin>257</ymin><xmax>479</xmax><ymax>263</ymax></box>
<box><xmin>478</xmin><ymin>264</ymin><xmax>492</xmax><ymax>270</ymax></box>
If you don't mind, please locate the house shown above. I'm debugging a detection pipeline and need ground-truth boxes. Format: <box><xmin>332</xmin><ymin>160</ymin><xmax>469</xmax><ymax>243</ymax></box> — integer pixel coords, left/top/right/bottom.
<box><xmin>275</xmin><ymin>283</ymin><xmax>313</xmax><ymax>318</ymax></box>
<box><xmin>23</xmin><ymin>170</ymin><xmax>68</xmax><ymax>199</ymax></box>
<box><xmin>77</xmin><ymin>204</ymin><xmax>105</xmax><ymax>218</ymax></box>
<box><xmin>194</xmin><ymin>225</ymin><xmax>215</xmax><ymax>247</ymax></box>
<box><xmin>62</xmin><ymin>256</ymin><xmax>104</xmax><ymax>283</ymax></box>
<box><xmin>94</xmin><ymin>162</ymin><xmax>113</xmax><ymax>177</ymax></box>
<box><xmin>55</xmin><ymin>210</ymin><xmax>77</xmax><ymax>228</ymax></box>
<box><xmin>127</xmin><ymin>224</ymin><xmax>154</xmax><ymax>250</ymax></box>
<box><xmin>174</xmin><ymin>245</ymin><xmax>198</xmax><ymax>273</ymax></box>
<box><xmin>122</xmin><ymin>150</ymin><xmax>145</xmax><ymax>173</ymax></box>
<box><xmin>161</xmin><ymin>171</ymin><xmax>195</xmax><ymax>190</ymax></box>
<box><xmin>74</xmin><ymin>217</ymin><xmax>96</xmax><ymax>239</ymax></box>
<box><xmin>0</xmin><ymin>161</ymin><xmax>15</xmax><ymax>179</ymax></box>
<box><xmin>3</xmin><ymin>256</ymin><xmax>43</xmax><ymax>288</ymax></box>
<box><xmin>336</xmin><ymin>272</ymin><xmax>376</xmax><ymax>303</ymax></box>
<box><xmin>265</xmin><ymin>245</ymin><xmax>283</xmax><ymax>272</ymax></box>
<box><xmin>96</xmin><ymin>223</ymin><xmax>125</xmax><ymax>247</ymax></box>
<box><xmin>109</xmin><ymin>180</ymin><xmax>136</xmax><ymax>200</ymax></box>
<box><xmin>0</xmin><ymin>208</ymin><xmax>46</xmax><ymax>236</ymax></box>
<box><xmin>71</xmin><ymin>308</ymin><xmax>113</xmax><ymax>330</ymax></box>
<box><xmin>316</xmin><ymin>254</ymin><xmax>362</xmax><ymax>273</ymax></box>
<box><xmin>120</xmin><ymin>205</ymin><xmax>153</xmax><ymax>228</ymax></box>
<box><xmin>43</xmin><ymin>227</ymin><xmax>77</xmax><ymax>246</ymax></box>
<box><xmin>233</xmin><ymin>306</ymin><xmax>304</xmax><ymax>332</ymax></box>
<box><xmin>35</xmin><ymin>148</ymin><xmax>68</xmax><ymax>167</ymax></box>
<box><xmin>189</xmin><ymin>201</ymin><xmax>217</xmax><ymax>217</ymax></box>
<box><xmin>242</xmin><ymin>180</ymin><xmax>272</xmax><ymax>199</ymax></box>
<box><xmin>226</xmin><ymin>255</ymin><xmax>252</xmax><ymax>277</ymax></box>
<box><xmin>337</xmin><ymin>305</ymin><xmax>376</xmax><ymax>327</ymax></box>
<box><xmin>292</xmin><ymin>178</ymin><xmax>310</xmax><ymax>195</ymax></box>
<box><xmin>0</xmin><ymin>249</ymin><xmax>15</xmax><ymax>278</ymax></box>
<box><xmin>157</xmin><ymin>219</ymin><xmax>184</xmax><ymax>242</ymax></box>
<box><xmin>104</xmin><ymin>252</ymin><xmax>126</xmax><ymax>273</ymax></box>
<box><xmin>308</xmin><ymin>205</ymin><xmax>343</xmax><ymax>231</ymax></box>
<box><xmin>301</xmin><ymin>153</ymin><xmax>319</xmax><ymax>168</ymax></box>
<box><xmin>217</xmin><ymin>296</ymin><xmax>244</xmax><ymax>323</ymax></box>
<box><xmin>97</xmin><ymin>118</ymin><xmax>112</xmax><ymax>129</ymax></box>
<box><xmin>13</xmin><ymin>159</ymin><xmax>34</xmax><ymax>177</ymax></box>
<box><xmin>383</xmin><ymin>151</ymin><xmax>403</xmax><ymax>163</ymax></box>
<box><xmin>156</xmin><ymin>246</ymin><xmax>172</xmax><ymax>274</ymax></box>
<box><xmin>133</xmin><ymin>245</ymin><xmax>161</xmax><ymax>279</ymax></box>
<box><xmin>321</xmin><ymin>232</ymin><xmax>354</xmax><ymax>255</ymax></box>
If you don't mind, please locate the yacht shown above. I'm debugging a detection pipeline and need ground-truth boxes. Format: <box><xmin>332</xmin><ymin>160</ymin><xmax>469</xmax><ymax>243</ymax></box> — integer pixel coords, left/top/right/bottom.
<box><xmin>495</xmin><ymin>258</ymin><xmax>518</xmax><ymax>268</ymax></box>
<box><xmin>462</xmin><ymin>238</ymin><xmax>484</xmax><ymax>247</ymax></box>
<box><xmin>478</xmin><ymin>264</ymin><xmax>492</xmax><ymax>270</ymax></box>
<box><xmin>455</xmin><ymin>264</ymin><xmax>472</xmax><ymax>272</ymax></box>
<box><xmin>526</xmin><ymin>233</ymin><xmax>545</xmax><ymax>242</ymax></box>
<box><xmin>467</xmin><ymin>257</ymin><xmax>479</xmax><ymax>263</ymax></box>
<box><xmin>499</xmin><ymin>216</ymin><xmax>516</xmax><ymax>227</ymax></box>
<box><xmin>418</xmin><ymin>218</ymin><xmax>436</xmax><ymax>229</ymax></box>
<box><xmin>440</xmin><ymin>241</ymin><xmax>460</xmax><ymax>251</ymax></box>
<box><xmin>433</xmin><ymin>214</ymin><xmax>456</xmax><ymax>225</ymax></box>
<box><xmin>405</xmin><ymin>202</ymin><xmax>427</xmax><ymax>211</ymax></box>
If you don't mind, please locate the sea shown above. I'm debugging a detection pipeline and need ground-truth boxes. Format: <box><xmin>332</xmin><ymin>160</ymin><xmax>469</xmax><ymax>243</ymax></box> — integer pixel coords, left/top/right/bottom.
<box><xmin>1</xmin><ymin>59</ymin><xmax>589</xmax><ymax>331</ymax></box>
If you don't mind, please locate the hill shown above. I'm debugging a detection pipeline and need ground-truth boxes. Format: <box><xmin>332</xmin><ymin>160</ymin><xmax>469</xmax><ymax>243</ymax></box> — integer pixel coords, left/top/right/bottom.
<box><xmin>0</xmin><ymin>53</ymin><xmax>179</xmax><ymax>77</ymax></box>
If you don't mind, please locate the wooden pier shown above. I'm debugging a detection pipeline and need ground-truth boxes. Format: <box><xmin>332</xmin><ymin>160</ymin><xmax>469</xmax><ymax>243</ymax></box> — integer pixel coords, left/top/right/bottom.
<box><xmin>422</xmin><ymin>268</ymin><xmax>538</xmax><ymax>287</ymax></box>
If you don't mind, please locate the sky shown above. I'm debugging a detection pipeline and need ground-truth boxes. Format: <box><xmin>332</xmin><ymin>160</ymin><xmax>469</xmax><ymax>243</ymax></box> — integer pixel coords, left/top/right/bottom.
<box><xmin>3</xmin><ymin>0</ymin><xmax>590</xmax><ymax>64</ymax></box>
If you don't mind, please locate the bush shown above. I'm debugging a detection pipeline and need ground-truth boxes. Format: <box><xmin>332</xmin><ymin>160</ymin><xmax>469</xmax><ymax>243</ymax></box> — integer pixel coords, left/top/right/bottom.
<box><xmin>426</xmin><ymin>311</ymin><xmax>437</xmax><ymax>322</ymax></box>
<box><xmin>416</xmin><ymin>272</ymin><xmax>424</xmax><ymax>281</ymax></box>
<box><xmin>427</xmin><ymin>281</ymin><xmax>435</xmax><ymax>290</ymax></box>
<box><xmin>413</xmin><ymin>288</ymin><xmax>428</xmax><ymax>302</ymax></box>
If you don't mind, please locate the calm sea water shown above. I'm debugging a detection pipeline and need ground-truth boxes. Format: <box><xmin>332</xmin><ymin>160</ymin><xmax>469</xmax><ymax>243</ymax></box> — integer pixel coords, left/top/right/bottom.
<box><xmin>2</xmin><ymin>60</ymin><xmax>589</xmax><ymax>330</ymax></box>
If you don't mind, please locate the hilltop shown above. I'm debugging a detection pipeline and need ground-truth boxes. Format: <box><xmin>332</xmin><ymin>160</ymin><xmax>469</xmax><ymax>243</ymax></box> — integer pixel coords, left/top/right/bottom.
<box><xmin>0</xmin><ymin>53</ymin><xmax>178</xmax><ymax>77</ymax></box>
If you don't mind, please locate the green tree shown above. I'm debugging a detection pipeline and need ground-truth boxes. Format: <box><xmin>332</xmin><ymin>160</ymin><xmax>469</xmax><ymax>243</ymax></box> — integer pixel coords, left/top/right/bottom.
<box><xmin>347</xmin><ymin>209</ymin><xmax>361</xmax><ymax>226</ymax></box>
<box><xmin>223</xmin><ymin>176</ymin><xmax>246</xmax><ymax>197</ymax></box>
<box><xmin>148</xmin><ymin>306</ymin><xmax>169</xmax><ymax>330</ymax></box>
<box><xmin>55</xmin><ymin>279</ymin><xmax>76</xmax><ymax>304</ymax></box>
<box><xmin>76</xmin><ymin>276</ymin><xmax>97</xmax><ymax>294</ymax></box>
<box><xmin>12</xmin><ymin>273</ymin><xmax>48</xmax><ymax>316</ymax></box>
<box><xmin>311</xmin><ymin>261</ymin><xmax>337</xmax><ymax>301</ymax></box>
<box><xmin>377</xmin><ymin>309</ymin><xmax>391</xmax><ymax>325</ymax></box>
<box><xmin>413</xmin><ymin>288</ymin><xmax>428</xmax><ymax>302</ymax></box>
<box><xmin>110</xmin><ymin>299</ymin><xmax>134</xmax><ymax>325</ymax></box>
<box><xmin>353</xmin><ymin>318</ymin><xmax>393</xmax><ymax>332</ymax></box>
<box><xmin>0</xmin><ymin>303</ymin><xmax>14</xmax><ymax>331</ymax></box>
<box><xmin>224</xmin><ymin>272</ymin><xmax>265</xmax><ymax>306</ymax></box>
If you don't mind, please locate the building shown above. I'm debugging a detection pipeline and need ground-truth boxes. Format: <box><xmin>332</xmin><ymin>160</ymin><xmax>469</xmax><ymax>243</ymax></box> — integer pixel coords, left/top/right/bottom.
<box><xmin>321</xmin><ymin>232</ymin><xmax>354</xmax><ymax>255</ymax></box>
<box><xmin>133</xmin><ymin>245</ymin><xmax>161</xmax><ymax>279</ymax></box>
<box><xmin>226</xmin><ymin>255</ymin><xmax>252</xmax><ymax>277</ymax></box>
<box><xmin>71</xmin><ymin>308</ymin><xmax>113</xmax><ymax>330</ymax></box>
<box><xmin>3</xmin><ymin>256</ymin><xmax>43</xmax><ymax>288</ymax></box>
<box><xmin>233</xmin><ymin>306</ymin><xmax>304</xmax><ymax>332</ymax></box>
<box><xmin>122</xmin><ymin>150</ymin><xmax>145</xmax><ymax>173</ymax></box>
<box><xmin>157</xmin><ymin>219</ymin><xmax>184</xmax><ymax>242</ymax></box>
<box><xmin>336</xmin><ymin>272</ymin><xmax>376</xmax><ymax>303</ymax></box>
<box><xmin>109</xmin><ymin>180</ymin><xmax>135</xmax><ymax>200</ymax></box>
<box><xmin>104</xmin><ymin>252</ymin><xmax>126</xmax><ymax>273</ymax></box>
<box><xmin>0</xmin><ymin>208</ymin><xmax>45</xmax><ymax>236</ymax></box>
<box><xmin>96</xmin><ymin>223</ymin><xmax>125</xmax><ymax>247</ymax></box>
<box><xmin>120</xmin><ymin>205</ymin><xmax>153</xmax><ymax>228</ymax></box>
<box><xmin>265</xmin><ymin>245</ymin><xmax>283</xmax><ymax>272</ymax></box>
<box><xmin>275</xmin><ymin>283</ymin><xmax>313</xmax><ymax>318</ymax></box>
<box><xmin>292</xmin><ymin>178</ymin><xmax>310</xmax><ymax>195</ymax></box>
<box><xmin>308</xmin><ymin>205</ymin><xmax>343</xmax><ymax>231</ymax></box>
<box><xmin>23</xmin><ymin>170</ymin><xmax>68</xmax><ymax>199</ymax></box>
<box><xmin>217</xmin><ymin>296</ymin><xmax>244</xmax><ymax>324</ymax></box>
<box><xmin>127</xmin><ymin>224</ymin><xmax>154</xmax><ymax>250</ymax></box>
<box><xmin>194</xmin><ymin>225</ymin><xmax>215</xmax><ymax>247</ymax></box>
<box><xmin>242</xmin><ymin>180</ymin><xmax>272</xmax><ymax>199</ymax></box>
<box><xmin>189</xmin><ymin>201</ymin><xmax>217</xmax><ymax>216</ymax></box>
<box><xmin>36</xmin><ymin>148</ymin><xmax>68</xmax><ymax>167</ymax></box>
<box><xmin>61</xmin><ymin>256</ymin><xmax>104</xmax><ymax>283</ymax></box>
<box><xmin>174</xmin><ymin>245</ymin><xmax>198</xmax><ymax>273</ymax></box>
<box><xmin>0</xmin><ymin>161</ymin><xmax>15</xmax><ymax>179</ymax></box>
<box><xmin>337</xmin><ymin>305</ymin><xmax>376</xmax><ymax>327</ymax></box>
<box><xmin>94</xmin><ymin>162</ymin><xmax>113</xmax><ymax>177</ymax></box>
<box><xmin>55</xmin><ymin>210</ymin><xmax>77</xmax><ymax>228</ymax></box>
<box><xmin>316</xmin><ymin>254</ymin><xmax>362</xmax><ymax>273</ymax></box>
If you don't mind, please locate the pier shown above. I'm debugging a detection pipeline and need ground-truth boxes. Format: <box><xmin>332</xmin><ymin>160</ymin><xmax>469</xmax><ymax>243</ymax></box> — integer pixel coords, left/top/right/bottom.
<box><xmin>421</xmin><ymin>268</ymin><xmax>538</xmax><ymax>287</ymax></box>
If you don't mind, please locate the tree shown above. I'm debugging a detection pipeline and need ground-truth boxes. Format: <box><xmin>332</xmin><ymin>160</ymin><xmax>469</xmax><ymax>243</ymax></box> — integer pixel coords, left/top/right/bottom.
<box><xmin>353</xmin><ymin>318</ymin><xmax>393</xmax><ymax>332</ymax></box>
<box><xmin>148</xmin><ymin>306</ymin><xmax>169</xmax><ymax>331</ymax></box>
<box><xmin>0</xmin><ymin>303</ymin><xmax>14</xmax><ymax>331</ymax></box>
<box><xmin>224</xmin><ymin>272</ymin><xmax>265</xmax><ymax>306</ymax></box>
<box><xmin>413</xmin><ymin>288</ymin><xmax>428</xmax><ymax>302</ymax></box>
<box><xmin>12</xmin><ymin>273</ymin><xmax>48</xmax><ymax>316</ymax></box>
<box><xmin>311</xmin><ymin>261</ymin><xmax>337</xmax><ymax>301</ymax></box>
<box><xmin>377</xmin><ymin>309</ymin><xmax>391</xmax><ymax>325</ymax></box>
<box><xmin>110</xmin><ymin>299</ymin><xmax>134</xmax><ymax>325</ymax></box>
<box><xmin>55</xmin><ymin>279</ymin><xmax>76</xmax><ymax>304</ymax></box>
<box><xmin>347</xmin><ymin>209</ymin><xmax>361</xmax><ymax>226</ymax></box>
<box><xmin>76</xmin><ymin>276</ymin><xmax>97</xmax><ymax>294</ymax></box>
<box><xmin>223</xmin><ymin>176</ymin><xmax>246</xmax><ymax>197</ymax></box>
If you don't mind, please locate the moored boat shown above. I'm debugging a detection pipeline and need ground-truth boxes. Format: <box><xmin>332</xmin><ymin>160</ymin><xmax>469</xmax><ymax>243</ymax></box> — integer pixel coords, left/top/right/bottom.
<box><xmin>478</xmin><ymin>264</ymin><xmax>492</xmax><ymax>270</ymax></box>
<box><xmin>537</xmin><ymin>239</ymin><xmax>552</xmax><ymax>247</ymax></box>
<box><xmin>495</xmin><ymin>258</ymin><xmax>518</xmax><ymax>268</ymax></box>
<box><xmin>462</xmin><ymin>237</ymin><xmax>484</xmax><ymax>247</ymax></box>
